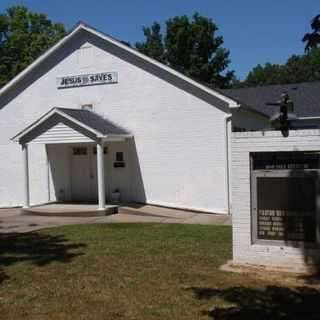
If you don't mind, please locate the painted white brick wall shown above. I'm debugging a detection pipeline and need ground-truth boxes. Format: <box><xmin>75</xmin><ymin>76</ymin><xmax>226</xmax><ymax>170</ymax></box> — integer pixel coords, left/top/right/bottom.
<box><xmin>0</xmin><ymin>34</ymin><xmax>230</xmax><ymax>213</ymax></box>
<box><xmin>231</xmin><ymin>130</ymin><xmax>320</xmax><ymax>270</ymax></box>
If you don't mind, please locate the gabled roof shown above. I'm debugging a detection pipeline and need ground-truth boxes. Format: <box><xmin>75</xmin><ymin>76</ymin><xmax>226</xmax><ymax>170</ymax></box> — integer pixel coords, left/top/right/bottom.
<box><xmin>56</xmin><ymin>108</ymin><xmax>129</xmax><ymax>135</ymax></box>
<box><xmin>222</xmin><ymin>82</ymin><xmax>320</xmax><ymax>118</ymax></box>
<box><xmin>0</xmin><ymin>22</ymin><xmax>239</xmax><ymax>110</ymax></box>
<box><xmin>12</xmin><ymin>108</ymin><xmax>130</xmax><ymax>143</ymax></box>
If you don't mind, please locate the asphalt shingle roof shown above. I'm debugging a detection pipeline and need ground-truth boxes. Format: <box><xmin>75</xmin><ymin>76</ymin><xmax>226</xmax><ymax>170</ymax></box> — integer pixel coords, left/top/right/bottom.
<box><xmin>222</xmin><ymin>82</ymin><xmax>320</xmax><ymax>118</ymax></box>
<box><xmin>57</xmin><ymin>108</ymin><xmax>129</xmax><ymax>135</ymax></box>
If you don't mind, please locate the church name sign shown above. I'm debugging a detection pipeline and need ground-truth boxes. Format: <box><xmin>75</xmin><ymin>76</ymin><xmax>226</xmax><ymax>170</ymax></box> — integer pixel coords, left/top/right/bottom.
<box><xmin>57</xmin><ymin>72</ymin><xmax>118</xmax><ymax>89</ymax></box>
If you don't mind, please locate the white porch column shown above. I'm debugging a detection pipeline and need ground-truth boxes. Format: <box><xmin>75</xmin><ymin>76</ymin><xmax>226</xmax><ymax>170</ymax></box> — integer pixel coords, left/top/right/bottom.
<box><xmin>97</xmin><ymin>140</ymin><xmax>106</xmax><ymax>210</ymax></box>
<box><xmin>22</xmin><ymin>144</ymin><xmax>30</xmax><ymax>208</ymax></box>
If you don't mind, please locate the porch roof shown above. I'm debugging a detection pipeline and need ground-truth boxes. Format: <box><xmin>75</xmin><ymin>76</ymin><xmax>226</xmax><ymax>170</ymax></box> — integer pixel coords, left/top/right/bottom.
<box><xmin>12</xmin><ymin>107</ymin><xmax>131</xmax><ymax>144</ymax></box>
<box><xmin>56</xmin><ymin>108</ymin><xmax>129</xmax><ymax>135</ymax></box>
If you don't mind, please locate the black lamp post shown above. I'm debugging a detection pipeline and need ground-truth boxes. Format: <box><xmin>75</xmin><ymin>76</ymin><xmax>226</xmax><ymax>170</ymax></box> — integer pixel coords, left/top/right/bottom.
<box><xmin>267</xmin><ymin>92</ymin><xmax>299</xmax><ymax>136</ymax></box>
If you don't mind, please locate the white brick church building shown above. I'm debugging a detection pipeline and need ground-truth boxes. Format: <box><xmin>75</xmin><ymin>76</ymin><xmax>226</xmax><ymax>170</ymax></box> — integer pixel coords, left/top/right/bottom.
<box><xmin>0</xmin><ymin>22</ymin><xmax>269</xmax><ymax>213</ymax></box>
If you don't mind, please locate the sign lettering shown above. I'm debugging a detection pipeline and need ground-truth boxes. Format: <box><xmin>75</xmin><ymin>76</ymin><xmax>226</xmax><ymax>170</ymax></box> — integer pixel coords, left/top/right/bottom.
<box><xmin>57</xmin><ymin>72</ymin><xmax>117</xmax><ymax>89</ymax></box>
<box><xmin>256</xmin><ymin>177</ymin><xmax>316</xmax><ymax>242</ymax></box>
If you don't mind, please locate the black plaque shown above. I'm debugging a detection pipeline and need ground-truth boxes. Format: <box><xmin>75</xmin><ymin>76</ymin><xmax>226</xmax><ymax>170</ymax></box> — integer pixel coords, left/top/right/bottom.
<box><xmin>257</xmin><ymin>177</ymin><xmax>316</xmax><ymax>242</ymax></box>
<box><xmin>253</xmin><ymin>152</ymin><xmax>320</xmax><ymax>170</ymax></box>
<box><xmin>114</xmin><ymin>162</ymin><xmax>125</xmax><ymax>168</ymax></box>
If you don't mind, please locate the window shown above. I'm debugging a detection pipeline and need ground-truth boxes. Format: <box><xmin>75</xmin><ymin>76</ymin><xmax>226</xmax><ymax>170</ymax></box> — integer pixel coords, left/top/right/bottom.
<box><xmin>73</xmin><ymin>147</ymin><xmax>87</xmax><ymax>155</ymax></box>
<box><xmin>116</xmin><ymin>152</ymin><xmax>124</xmax><ymax>162</ymax></box>
<box><xmin>114</xmin><ymin>151</ymin><xmax>125</xmax><ymax>168</ymax></box>
<box><xmin>93</xmin><ymin>146</ymin><xmax>108</xmax><ymax>155</ymax></box>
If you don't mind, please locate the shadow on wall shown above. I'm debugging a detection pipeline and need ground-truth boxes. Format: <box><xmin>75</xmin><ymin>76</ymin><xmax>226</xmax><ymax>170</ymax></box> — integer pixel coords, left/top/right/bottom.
<box><xmin>0</xmin><ymin>231</ymin><xmax>86</xmax><ymax>286</ymax></box>
<box><xmin>48</xmin><ymin>145</ymin><xmax>68</xmax><ymax>202</ymax></box>
<box><xmin>285</xmin><ymin>169</ymin><xmax>320</xmax><ymax>282</ymax></box>
<box><xmin>259</xmin><ymin>168</ymin><xmax>320</xmax><ymax>278</ymax></box>
<box><xmin>48</xmin><ymin>139</ymin><xmax>146</xmax><ymax>204</ymax></box>
<box><xmin>188</xmin><ymin>286</ymin><xmax>320</xmax><ymax>320</ymax></box>
<box><xmin>128</xmin><ymin>138</ymin><xmax>146</xmax><ymax>204</ymax></box>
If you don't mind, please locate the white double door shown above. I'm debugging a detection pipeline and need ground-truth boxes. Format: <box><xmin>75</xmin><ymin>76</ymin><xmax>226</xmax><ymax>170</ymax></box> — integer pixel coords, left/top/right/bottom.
<box><xmin>70</xmin><ymin>145</ymin><xmax>100</xmax><ymax>202</ymax></box>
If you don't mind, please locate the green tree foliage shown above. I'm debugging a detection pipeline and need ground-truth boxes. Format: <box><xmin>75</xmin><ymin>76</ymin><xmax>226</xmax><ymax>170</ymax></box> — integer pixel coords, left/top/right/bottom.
<box><xmin>235</xmin><ymin>14</ymin><xmax>320</xmax><ymax>88</ymax></box>
<box><xmin>135</xmin><ymin>22</ymin><xmax>164</xmax><ymax>62</ymax></box>
<box><xmin>240</xmin><ymin>48</ymin><xmax>320</xmax><ymax>88</ymax></box>
<box><xmin>135</xmin><ymin>13</ymin><xmax>233</xmax><ymax>88</ymax></box>
<box><xmin>244</xmin><ymin>63</ymin><xmax>286</xmax><ymax>87</ymax></box>
<box><xmin>303</xmin><ymin>14</ymin><xmax>320</xmax><ymax>52</ymax></box>
<box><xmin>0</xmin><ymin>6</ymin><xmax>66</xmax><ymax>87</ymax></box>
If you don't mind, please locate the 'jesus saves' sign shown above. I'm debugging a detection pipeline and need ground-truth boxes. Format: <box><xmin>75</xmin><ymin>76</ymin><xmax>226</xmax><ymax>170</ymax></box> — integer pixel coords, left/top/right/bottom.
<box><xmin>57</xmin><ymin>72</ymin><xmax>118</xmax><ymax>88</ymax></box>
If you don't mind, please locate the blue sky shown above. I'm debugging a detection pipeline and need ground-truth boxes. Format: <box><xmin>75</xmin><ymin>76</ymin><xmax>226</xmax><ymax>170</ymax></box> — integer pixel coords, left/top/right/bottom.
<box><xmin>0</xmin><ymin>0</ymin><xmax>319</xmax><ymax>79</ymax></box>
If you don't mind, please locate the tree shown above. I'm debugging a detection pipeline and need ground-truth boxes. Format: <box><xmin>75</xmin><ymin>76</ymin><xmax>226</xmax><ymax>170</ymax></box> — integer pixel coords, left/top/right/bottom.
<box><xmin>285</xmin><ymin>50</ymin><xmax>320</xmax><ymax>82</ymax></box>
<box><xmin>233</xmin><ymin>14</ymin><xmax>320</xmax><ymax>88</ymax></box>
<box><xmin>135</xmin><ymin>22</ymin><xmax>164</xmax><ymax>62</ymax></box>
<box><xmin>135</xmin><ymin>13</ymin><xmax>234</xmax><ymax>88</ymax></box>
<box><xmin>0</xmin><ymin>6</ymin><xmax>66</xmax><ymax>87</ymax></box>
<box><xmin>239</xmin><ymin>48</ymin><xmax>320</xmax><ymax>88</ymax></box>
<box><xmin>303</xmin><ymin>14</ymin><xmax>320</xmax><ymax>52</ymax></box>
<box><xmin>245</xmin><ymin>63</ymin><xmax>286</xmax><ymax>87</ymax></box>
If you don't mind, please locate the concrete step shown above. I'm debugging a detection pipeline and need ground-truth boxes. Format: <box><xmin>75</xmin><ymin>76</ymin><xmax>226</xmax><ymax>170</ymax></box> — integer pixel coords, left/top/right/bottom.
<box><xmin>21</xmin><ymin>205</ymin><xmax>119</xmax><ymax>217</ymax></box>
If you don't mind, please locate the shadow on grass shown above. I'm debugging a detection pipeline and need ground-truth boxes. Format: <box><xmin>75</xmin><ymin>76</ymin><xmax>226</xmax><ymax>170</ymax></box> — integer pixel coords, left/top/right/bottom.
<box><xmin>188</xmin><ymin>286</ymin><xmax>320</xmax><ymax>320</ymax></box>
<box><xmin>0</xmin><ymin>232</ymin><xmax>86</xmax><ymax>284</ymax></box>
<box><xmin>0</xmin><ymin>270</ymin><xmax>9</xmax><ymax>283</ymax></box>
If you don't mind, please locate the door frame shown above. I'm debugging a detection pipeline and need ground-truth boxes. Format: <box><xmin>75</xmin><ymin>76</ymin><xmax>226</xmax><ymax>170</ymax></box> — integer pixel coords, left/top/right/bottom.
<box><xmin>69</xmin><ymin>144</ymin><xmax>97</xmax><ymax>202</ymax></box>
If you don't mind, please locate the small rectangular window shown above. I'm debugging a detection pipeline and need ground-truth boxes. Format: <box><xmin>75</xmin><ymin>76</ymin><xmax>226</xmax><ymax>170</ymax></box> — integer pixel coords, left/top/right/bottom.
<box><xmin>93</xmin><ymin>146</ymin><xmax>108</xmax><ymax>155</ymax></box>
<box><xmin>73</xmin><ymin>147</ymin><xmax>87</xmax><ymax>155</ymax></box>
<box><xmin>116</xmin><ymin>152</ymin><xmax>124</xmax><ymax>162</ymax></box>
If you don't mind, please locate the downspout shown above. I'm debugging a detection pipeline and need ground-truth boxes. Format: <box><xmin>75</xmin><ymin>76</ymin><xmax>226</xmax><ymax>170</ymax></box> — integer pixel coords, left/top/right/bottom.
<box><xmin>45</xmin><ymin>145</ymin><xmax>51</xmax><ymax>202</ymax></box>
<box><xmin>224</xmin><ymin>114</ymin><xmax>232</xmax><ymax>215</ymax></box>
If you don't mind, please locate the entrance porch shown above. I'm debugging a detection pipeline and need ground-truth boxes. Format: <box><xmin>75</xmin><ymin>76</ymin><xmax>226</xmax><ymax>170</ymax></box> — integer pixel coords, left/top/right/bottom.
<box><xmin>22</xmin><ymin>203</ymin><xmax>119</xmax><ymax>217</ymax></box>
<box><xmin>12</xmin><ymin>107</ymin><xmax>133</xmax><ymax>212</ymax></box>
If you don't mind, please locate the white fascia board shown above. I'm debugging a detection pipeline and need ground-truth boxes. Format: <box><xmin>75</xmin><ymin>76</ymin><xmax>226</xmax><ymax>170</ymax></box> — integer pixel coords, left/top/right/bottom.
<box><xmin>12</xmin><ymin>108</ymin><xmax>59</xmax><ymax>142</ymax></box>
<box><xmin>229</xmin><ymin>102</ymin><xmax>242</xmax><ymax>108</ymax></box>
<box><xmin>298</xmin><ymin>116</ymin><xmax>320</xmax><ymax>120</ymax></box>
<box><xmin>0</xmin><ymin>26</ymin><xmax>82</xmax><ymax>99</ymax></box>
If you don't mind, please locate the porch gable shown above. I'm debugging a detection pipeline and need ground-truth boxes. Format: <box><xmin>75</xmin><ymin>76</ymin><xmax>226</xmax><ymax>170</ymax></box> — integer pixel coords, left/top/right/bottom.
<box><xmin>12</xmin><ymin>107</ymin><xmax>131</xmax><ymax>145</ymax></box>
<box><xmin>31</xmin><ymin>122</ymin><xmax>93</xmax><ymax>144</ymax></box>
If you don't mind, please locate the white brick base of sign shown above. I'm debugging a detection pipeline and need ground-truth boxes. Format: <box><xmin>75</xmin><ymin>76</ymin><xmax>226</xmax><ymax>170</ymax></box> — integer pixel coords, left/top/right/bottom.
<box><xmin>231</xmin><ymin>130</ymin><xmax>320</xmax><ymax>271</ymax></box>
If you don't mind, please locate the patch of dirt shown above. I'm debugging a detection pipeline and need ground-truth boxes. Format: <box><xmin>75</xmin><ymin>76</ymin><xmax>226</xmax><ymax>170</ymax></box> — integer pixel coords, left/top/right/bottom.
<box><xmin>220</xmin><ymin>260</ymin><xmax>320</xmax><ymax>287</ymax></box>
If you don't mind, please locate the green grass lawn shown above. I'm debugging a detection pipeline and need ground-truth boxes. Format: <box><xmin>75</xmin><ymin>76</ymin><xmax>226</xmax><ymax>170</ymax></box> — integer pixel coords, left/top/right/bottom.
<box><xmin>0</xmin><ymin>223</ymin><xmax>319</xmax><ymax>320</ymax></box>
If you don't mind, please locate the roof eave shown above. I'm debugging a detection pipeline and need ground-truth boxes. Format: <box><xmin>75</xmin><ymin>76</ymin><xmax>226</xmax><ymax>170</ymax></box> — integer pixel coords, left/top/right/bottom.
<box><xmin>0</xmin><ymin>25</ymin><xmax>85</xmax><ymax>99</ymax></box>
<box><xmin>79</xmin><ymin>23</ymin><xmax>239</xmax><ymax>108</ymax></box>
<box><xmin>0</xmin><ymin>22</ymin><xmax>238</xmax><ymax>110</ymax></box>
